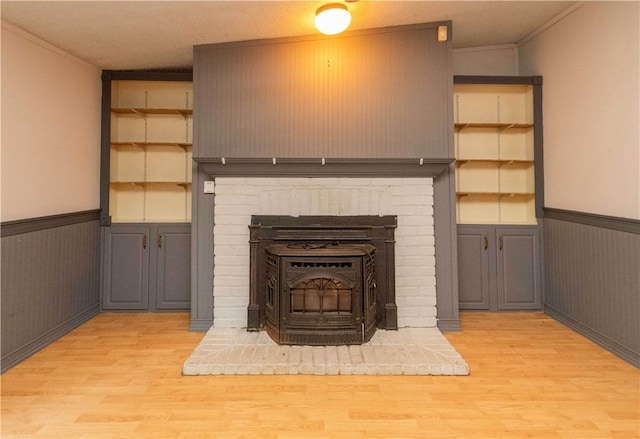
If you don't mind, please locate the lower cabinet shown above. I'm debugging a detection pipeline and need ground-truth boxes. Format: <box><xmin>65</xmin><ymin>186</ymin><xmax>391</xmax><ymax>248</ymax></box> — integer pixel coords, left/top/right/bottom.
<box><xmin>102</xmin><ymin>223</ymin><xmax>191</xmax><ymax>311</ymax></box>
<box><xmin>457</xmin><ymin>225</ymin><xmax>541</xmax><ymax>311</ymax></box>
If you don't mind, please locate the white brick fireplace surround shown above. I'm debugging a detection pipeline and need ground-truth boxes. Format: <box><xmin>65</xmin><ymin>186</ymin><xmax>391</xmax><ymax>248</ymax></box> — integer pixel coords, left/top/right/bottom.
<box><xmin>212</xmin><ymin>177</ymin><xmax>436</xmax><ymax>328</ymax></box>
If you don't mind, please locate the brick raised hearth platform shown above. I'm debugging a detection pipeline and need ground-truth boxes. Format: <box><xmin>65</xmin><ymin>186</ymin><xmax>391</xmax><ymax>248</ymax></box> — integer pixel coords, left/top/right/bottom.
<box><xmin>183</xmin><ymin>328</ymin><xmax>469</xmax><ymax>376</ymax></box>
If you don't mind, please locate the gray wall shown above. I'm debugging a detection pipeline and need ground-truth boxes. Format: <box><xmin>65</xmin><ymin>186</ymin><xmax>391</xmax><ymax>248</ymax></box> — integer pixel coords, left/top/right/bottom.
<box><xmin>453</xmin><ymin>45</ymin><xmax>519</xmax><ymax>76</ymax></box>
<box><xmin>543</xmin><ymin>209</ymin><xmax>640</xmax><ymax>367</ymax></box>
<box><xmin>194</xmin><ymin>23</ymin><xmax>452</xmax><ymax>160</ymax></box>
<box><xmin>1</xmin><ymin>211</ymin><xmax>101</xmax><ymax>372</ymax></box>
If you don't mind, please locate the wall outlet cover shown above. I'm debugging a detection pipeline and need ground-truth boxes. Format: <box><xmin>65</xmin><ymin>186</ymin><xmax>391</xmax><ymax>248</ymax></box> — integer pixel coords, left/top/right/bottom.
<box><xmin>204</xmin><ymin>181</ymin><xmax>215</xmax><ymax>194</ymax></box>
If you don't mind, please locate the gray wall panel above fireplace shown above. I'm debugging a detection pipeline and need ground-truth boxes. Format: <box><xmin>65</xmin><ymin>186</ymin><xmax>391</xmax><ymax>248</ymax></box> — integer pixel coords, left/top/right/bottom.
<box><xmin>194</xmin><ymin>22</ymin><xmax>453</xmax><ymax>160</ymax></box>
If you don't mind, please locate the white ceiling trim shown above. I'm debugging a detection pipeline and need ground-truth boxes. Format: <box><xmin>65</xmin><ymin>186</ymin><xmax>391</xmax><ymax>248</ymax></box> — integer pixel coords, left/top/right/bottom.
<box><xmin>518</xmin><ymin>1</ymin><xmax>584</xmax><ymax>45</ymax></box>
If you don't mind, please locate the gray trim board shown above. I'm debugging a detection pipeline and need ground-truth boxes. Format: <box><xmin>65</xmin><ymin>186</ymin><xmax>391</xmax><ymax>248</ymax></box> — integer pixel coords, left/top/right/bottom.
<box><xmin>434</xmin><ymin>165</ymin><xmax>461</xmax><ymax>331</ymax></box>
<box><xmin>434</xmin><ymin>29</ymin><xmax>459</xmax><ymax>332</ymax></box>
<box><xmin>453</xmin><ymin>75</ymin><xmax>542</xmax><ymax>85</ymax></box>
<box><xmin>189</xmin><ymin>162</ymin><xmax>214</xmax><ymax>331</ymax></box>
<box><xmin>189</xmin><ymin>319</ymin><xmax>215</xmax><ymax>332</ymax></box>
<box><xmin>100</xmin><ymin>74</ymin><xmax>112</xmax><ymax>226</ymax></box>
<box><xmin>104</xmin><ymin>70</ymin><xmax>193</xmax><ymax>82</ymax></box>
<box><xmin>1</xmin><ymin>305</ymin><xmax>99</xmax><ymax>373</ymax></box>
<box><xmin>544</xmin><ymin>207</ymin><xmax>640</xmax><ymax>234</ymax></box>
<box><xmin>436</xmin><ymin>319</ymin><xmax>462</xmax><ymax>332</ymax></box>
<box><xmin>532</xmin><ymin>81</ymin><xmax>545</xmax><ymax>219</ymax></box>
<box><xmin>194</xmin><ymin>158</ymin><xmax>453</xmax><ymax>178</ymax></box>
<box><xmin>1</xmin><ymin>209</ymin><xmax>100</xmax><ymax>237</ymax></box>
<box><xmin>545</xmin><ymin>304</ymin><xmax>639</xmax><ymax>368</ymax></box>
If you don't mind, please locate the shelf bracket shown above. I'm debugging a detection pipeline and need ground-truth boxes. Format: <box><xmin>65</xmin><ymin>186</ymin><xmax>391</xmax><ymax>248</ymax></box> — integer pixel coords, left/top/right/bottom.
<box><xmin>498</xmin><ymin>123</ymin><xmax>515</xmax><ymax>132</ymax></box>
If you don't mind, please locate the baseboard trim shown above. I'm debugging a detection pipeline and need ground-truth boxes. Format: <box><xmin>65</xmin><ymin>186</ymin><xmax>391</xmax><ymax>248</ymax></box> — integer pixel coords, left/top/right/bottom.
<box><xmin>437</xmin><ymin>318</ymin><xmax>462</xmax><ymax>332</ymax></box>
<box><xmin>189</xmin><ymin>319</ymin><xmax>213</xmax><ymax>332</ymax></box>
<box><xmin>544</xmin><ymin>304</ymin><xmax>639</xmax><ymax>368</ymax></box>
<box><xmin>1</xmin><ymin>304</ymin><xmax>100</xmax><ymax>374</ymax></box>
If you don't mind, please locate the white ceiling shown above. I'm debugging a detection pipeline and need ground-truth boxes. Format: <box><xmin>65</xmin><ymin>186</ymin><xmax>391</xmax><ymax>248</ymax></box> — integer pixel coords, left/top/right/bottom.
<box><xmin>1</xmin><ymin>1</ymin><xmax>577</xmax><ymax>70</ymax></box>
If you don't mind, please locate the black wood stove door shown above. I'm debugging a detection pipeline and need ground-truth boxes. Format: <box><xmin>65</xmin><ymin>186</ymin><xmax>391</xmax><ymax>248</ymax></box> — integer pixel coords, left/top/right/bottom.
<box><xmin>280</xmin><ymin>257</ymin><xmax>363</xmax><ymax>345</ymax></box>
<box><xmin>264</xmin><ymin>244</ymin><xmax>377</xmax><ymax>345</ymax></box>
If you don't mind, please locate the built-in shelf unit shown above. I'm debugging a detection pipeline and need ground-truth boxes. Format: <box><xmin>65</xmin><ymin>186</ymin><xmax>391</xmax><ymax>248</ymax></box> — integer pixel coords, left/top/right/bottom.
<box><xmin>100</xmin><ymin>71</ymin><xmax>193</xmax><ymax>312</ymax></box>
<box><xmin>109</xmin><ymin>80</ymin><xmax>193</xmax><ymax>223</ymax></box>
<box><xmin>454</xmin><ymin>76</ymin><xmax>543</xmax><ymax>312</ymax></box>
<box><xmin>454</xmin><ymin>82</ymin><xmax>537</xmax><ymax>225</ymax></box>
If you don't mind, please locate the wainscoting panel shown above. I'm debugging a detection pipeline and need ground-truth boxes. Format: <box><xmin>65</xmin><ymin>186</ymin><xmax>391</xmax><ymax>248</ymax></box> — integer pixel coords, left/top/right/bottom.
<box><xmin>543</xmin><ymin>210</ymin><xmax>639</xmax><ymax>367</ymax></box>
<box><xmin>1</xmin><ymin>211</ymin><xmax>101</xmax><ymax>372</ymax></box>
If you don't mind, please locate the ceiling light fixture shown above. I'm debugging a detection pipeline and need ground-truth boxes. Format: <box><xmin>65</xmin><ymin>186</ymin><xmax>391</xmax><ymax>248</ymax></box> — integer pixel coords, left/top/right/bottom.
<box><xmin>315</xmin><ymin>3</ymin><xmax>351</xmax><ymax>35</ymax></box>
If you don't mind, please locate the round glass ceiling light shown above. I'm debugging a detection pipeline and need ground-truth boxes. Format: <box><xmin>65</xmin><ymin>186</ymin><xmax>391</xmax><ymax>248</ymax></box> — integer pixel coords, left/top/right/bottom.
<box><xmin>315</xmin><ymin>3</ymin><xmax>351</xmax><ymax>35</ymax></box>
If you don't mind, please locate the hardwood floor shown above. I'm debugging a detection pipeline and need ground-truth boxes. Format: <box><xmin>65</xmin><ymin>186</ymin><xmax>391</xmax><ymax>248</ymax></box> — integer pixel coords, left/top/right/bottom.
<box><xmin>2</xmin><ymin>312</ymin><xmax>638</xmax><ymax>438</ymax></box>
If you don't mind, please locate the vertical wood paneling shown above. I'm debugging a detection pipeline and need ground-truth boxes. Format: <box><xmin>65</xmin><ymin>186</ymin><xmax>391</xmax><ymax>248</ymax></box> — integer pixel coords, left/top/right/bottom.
<box><xmin>544</xmin><ymin>218</ymin><xmax>640</xmax><ymax>365</ymax></box>
<box><xmin>194</xmin><ymin>23</ymin><xmax>452</xmax><ymax>160</ymax></box>
<box><xmin>1</xmin><ymin>219</ymin><xmax>101</xmax><ymax>371</ymax></box>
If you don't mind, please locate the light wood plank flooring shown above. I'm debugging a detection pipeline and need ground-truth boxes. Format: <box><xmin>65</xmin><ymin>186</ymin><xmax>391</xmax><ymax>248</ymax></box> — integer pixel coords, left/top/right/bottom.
<box><xmin>2</xmin><ymin>312</ymin><xmax>638</xmax><ymax>438</ymax></box>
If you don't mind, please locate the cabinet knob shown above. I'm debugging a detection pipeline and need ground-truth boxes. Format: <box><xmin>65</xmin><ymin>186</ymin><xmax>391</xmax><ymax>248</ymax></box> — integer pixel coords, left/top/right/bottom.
<box><xmin>499</xmin><ymin>236</ymin><xmax>503</xmax><ymax>251</ymax></box>
<box><xmin>483</xmin><ymin>235</ymin><xmax>488</xmax><ymax>250</ymax></box>
<box><xmin>158</xmin><ymin>234</ymin><xmax>163</xmax><ymax>249</ymax></box>
<box><xmin>143</xmin><ymin>234</ymin><xmax>147</xmax><ymax>249</ymax></box>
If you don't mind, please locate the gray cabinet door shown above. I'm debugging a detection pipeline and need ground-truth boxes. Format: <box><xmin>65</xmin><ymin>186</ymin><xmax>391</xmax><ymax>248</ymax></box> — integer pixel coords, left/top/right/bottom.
<box><xmin>496</xmin><ymin>228</ymin><xmax>541</xmax><ymax>310</ymax></box>
<box><xmin>103</xmin><ymin>226</ymin><xmax>150</xmax><ymax>310</ymax></box>
<box><xmin>155</xmin><ymin>225</ymin><xmax>191</xmax><ymax>310</ymax></box>
<box><xmin>457</xmin><ymin>228</ymin><xmax>491</xmax><ymax>310</ymax></box>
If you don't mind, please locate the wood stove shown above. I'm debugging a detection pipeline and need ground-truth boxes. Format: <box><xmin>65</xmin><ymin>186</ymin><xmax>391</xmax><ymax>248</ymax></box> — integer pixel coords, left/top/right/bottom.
<box><xmin>265</xmin><ymin>243</ymin><xmax>376</xmax><ymax>345</ymax></box>
<box><xmin>248</xmin><ymin>216</ymin><xmax>397</xmax><ymax>345</ymax></box>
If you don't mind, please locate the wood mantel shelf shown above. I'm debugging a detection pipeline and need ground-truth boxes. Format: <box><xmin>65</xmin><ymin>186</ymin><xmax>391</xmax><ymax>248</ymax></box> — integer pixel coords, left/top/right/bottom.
<box><xmin>194</xmin><ymin>157</ymin><xmax>454</xmax><ymax>178</ymax></box>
